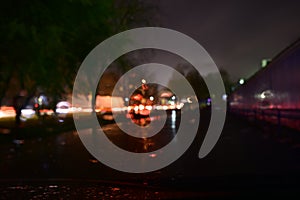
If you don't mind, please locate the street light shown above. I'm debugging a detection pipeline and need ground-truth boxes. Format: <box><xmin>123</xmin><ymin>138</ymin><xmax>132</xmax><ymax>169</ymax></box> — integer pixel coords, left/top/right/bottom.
<box><xmin>239</xmin><ymin>78</ymin><xmax>245</xmax><ymax>85</ymax></box>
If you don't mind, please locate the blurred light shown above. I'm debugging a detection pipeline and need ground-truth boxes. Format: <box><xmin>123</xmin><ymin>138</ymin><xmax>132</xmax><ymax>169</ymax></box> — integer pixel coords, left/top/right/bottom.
<box><xmin>171</xmin><ymin>95</ymin><xmax>176</xmax><ymax>100</ymax></box>
<box><xmin>125</xmin><ymin>97</ymin><xmax>129</xmax><ymax>102</ymax></box>
<box><xmin>145</xmin><ymin>105</ymin><xmax>152</xmax><ymax>110</ymax></box>
<box><xmin>134</xmin><ymin>106</ymin><xmax>139</xmax><ymax>112</ymax></box>
<box><xmin>261</xmin><ymin>58</ymin><xmax>271</xmax><ymax>68</ymax></box>
<box><xmin>171</xmin><ymin>110</ymin><xmax>176</xmax><ymax>128</ymax></box>
<box><xmin>40</xmin><ymin>109</ymin><xmax>54</xmax><ymax>115</ymax></box>
<box><xmin>207</xmin><ymin>98</ymin><xmax>211</xmax><ymax>106</ymax></box>
<box><xmin>176</xmin><ymin>103</ymin><xmax>184</xmax><ymax>109</ymax></box>
<box><xmin>0</xmin><ymin>106</ymin><xmax>16</xmax><ymax>118</ymax></box>
<box><xmin>111</xmin><ymin>107</ymin><xmax>123</xmax><ymax>112</ymax></box>
<box><xmin>149</xmin><ymin>153</ymin><xmax>157</xmax><ymax>158</ymax></box>
<box><xmin>260</xmin><ymin>93</ymin><xmax>266</xmax><ymax>99</ymax></box>
<box><xmin>155</xmin><ymin>105</ymin><xmax>162</xmax><ymax>110</ymax></box>
<box><xmin>38</xmin><ymin>97</ymin><xmax>42</xmax><ymax>105</ymax></box>
<box><xmin>222</xmin><ymin>94</ymin><xmax>228</xmax><ymax>101</ymax></box>
<box><xmin>187</xmin><ymin>97</ymin><xmax>192</xmax><ymax>103</ymax></box>
<box><xmin>21</xmin><ymin>109</ymin><xmax>35</xmax><ymax>119</ymax></box>
<box><xmin>81</xmin><ymin>108</ymin><xmax>93</xmax><ymax>112</ymax></box>
<box><xmin>239</xmin><ymin>78</ymin><xmax>245</xmax><ymax>85</ymax></box>
<box><xmin>169</xmin><ymin>104</ymin><xmax>176</xmax><ymax>109</ymax></box>
<box><xmin>141</xmin><ymin>79</ymin><xmax>146</xmax><ymax>84</ymax></box>
<box><xmin>149</xmin><ymin>96</ymin><xmax>154</xmax><ymax>101</ymax></box>
<box><xmin>13</xmin><ymin>139</ymin><xmax>24</xmax><ymax>145</ymax></box>
<box><xmin>139</xmin><ymin>105</ymin><xmax>145</xmax><ymax>110</ymax></box>
<box><xmin>56</xmin><ymin>101</ymin><xmax>71</xmax><ymax>108</ymax></box>
<box><xmin>56</xmin><ymin>108</ymin><xmax>70</xmax><ymax>114</ymax></box>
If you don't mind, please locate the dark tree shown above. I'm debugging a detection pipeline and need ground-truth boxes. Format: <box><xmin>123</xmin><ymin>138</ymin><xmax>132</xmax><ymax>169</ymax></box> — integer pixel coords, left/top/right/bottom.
<box><xmin>0</xmin><ymin>0</ymin><xmax>154</xmax><ymax>104</ymax></box>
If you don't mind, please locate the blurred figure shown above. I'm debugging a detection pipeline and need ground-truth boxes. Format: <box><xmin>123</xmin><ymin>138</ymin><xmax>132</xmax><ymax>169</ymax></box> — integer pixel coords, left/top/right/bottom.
<box><xmin>13</xmin><ymin>89</ymin><xmax>28</xmax><ymax>127</ymax></box>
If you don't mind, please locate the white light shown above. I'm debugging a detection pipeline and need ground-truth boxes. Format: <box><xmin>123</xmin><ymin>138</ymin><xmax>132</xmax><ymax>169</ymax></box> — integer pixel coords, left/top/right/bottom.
<box><xmin>176</xmin><ymin>103</ymin><xmax>184</xmax><ymax>109</ymax></box>
<box><xmin>56</xmin><ymin>101</ymin><xmax>71</xmax><ymax>108</ymax></box>
<box><xmin>149</xmin><ymin>96</ymin><xmax>154</xmax><ymax>101</ymax></box>
<box><xmin>239</xmin><ymin>79</ymin><xmax>245</xmax><ymax>85</ymax></box>
<box><xmin>171</xmin><ymin>96</ymin><xmax>176</xmax><ymax>100</ymax></box>
<box><xmin>141</xmin><ymin>79</ymin><xmax>146</xmax><ymax>84</ymax></box>
<box><xmin>260</xmin><ymin>93</ymin><xmax>266</xmax><ymax>99</ymax></box>
<box><xmin>139</xmin><ymin>105</ymin><xmax>145</xmax><ymax>110</ymax></box>
<box><xmin>171</xmin><ymin>110</ymin><xmax>176</xmax><ymax>128</ymax></box>
<box><xmin>56</xmin><ymin>108</ymin><xmax>70</xmax><ymax>114</ymax></box>
<box><xmin>155</xmin><ymin>105</ymin><xmax>162</xmax><ymax>110</ymax></box>
<box><xmin>21</xmin><ymin>109</ymin><xmax>35</xmax><ymax>119</ymax></box>
<box><xmin>162</xmin><ymin>105</ymin><xmax>168</xmax><ymax>110</ymax></box>
<box><xmin>134</xmin><ymin>106</ymin><xmax>139</xmax><ymax>112</ymax></box>
<box><xmin>145</xmin><ymin>105</ymin><xmax>152</xmax><ymax>110</ymax></box>
<box><xmin>222</xmin><ymin>94</ymin><xmax>228</xmax><ymax>101</ymax></box>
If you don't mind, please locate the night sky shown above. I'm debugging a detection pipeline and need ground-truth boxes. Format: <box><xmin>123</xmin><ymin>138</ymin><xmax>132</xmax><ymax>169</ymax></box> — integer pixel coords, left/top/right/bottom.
<box><xmin>150</xmin><ymin>0</ymin><xmax>300</xmax><ymax>81</ymax></box>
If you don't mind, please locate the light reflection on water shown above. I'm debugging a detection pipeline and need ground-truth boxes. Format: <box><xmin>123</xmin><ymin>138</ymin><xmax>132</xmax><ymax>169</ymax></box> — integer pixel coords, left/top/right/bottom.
<box><xmin>171</xmin><ymin>110</ymin><xmax>176</xmax><ymax>129</ymax></box>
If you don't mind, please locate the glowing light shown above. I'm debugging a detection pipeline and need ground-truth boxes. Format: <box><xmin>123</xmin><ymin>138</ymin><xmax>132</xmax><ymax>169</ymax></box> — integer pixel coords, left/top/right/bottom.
<box><xmin>149</xmin><ymin>153</ymin><xmax>157</xmax><ymax>158</ymax></box>
<box><xmin>222</xmin><ymin>94</ymin><xmax>228</xmax><ymax>101</ymax></box>
<box><xmin>162</xmin><ymin>105</ymin><xmax>168</xmax><ymax>110</ymax></box>
<box><xmin>145</xmin><ymin>105</ymin><xmax>152</xmax><ymax>110</ymax></box>
<box><xmin>171</xmin><ymin>110</ymin><xmax>176</xmax><ymax>128</ymax></box>
<box><xmin>0</xmin><ymin>107</ymin><xmax>16</xmax><ymax>118</ymax></box>
<box><xmin>56</xmin><ymin>108</ymin><xmax>70</xmax><ymax>114</ymax></box>
<box><xmin>81</xmin><ymin>108</ymin><xmax>92</xmax><ymax>112</ymax></box>
<box><xmin>141</xmin><ymin>79</ymin><xmax>146</xmax><ymax>84</ymax></box>
<box><xmin>239</xmin><ymin>78</ymin><xmax>245</xmax><ymax>85</ymax></box>
<box><xmin>261</xmin><ymin>58</ymin><xmax>271</xmax><ymax>68</ymax></box>
<box><xmin>207</xmin><ymin>98</ymin><xmax>211</xmax><ymax>106</ymax></box>
<box><xmin>176</xmin><ymin>103</ymin><xmax>184</xmax><ymax>109</ymax></box>
<box><xmin>38</xmin><ymin>97</ymin><xmax>42</xmax><ymax>105</ymax></box>
<box><xmin>149</xmin><ymin>96</ymin><xmax>154</xmax><ymax>101</ymax></box>
<box><xmin>56</xmin><ymin>101</ymin><xmax>71</xmax><ymax>108</ymax></box>
<box><xmin>139</xmin><ymin>105</ymin><xmax>145</xmax><ymax>110</ymax></box>
<box><xmin>112</xmin><ymin>107</ymin><xmax>123</xmax><ymax>112</ymax></box>
<box><xmin>21</xmin><ymin>109</ymin><xmax>35</xmax><ymax>119</ymax></box>
<box><xmin>134</xmin><ymin>106</ymin><xmax>139</xmax><ymax>112</ymax></box>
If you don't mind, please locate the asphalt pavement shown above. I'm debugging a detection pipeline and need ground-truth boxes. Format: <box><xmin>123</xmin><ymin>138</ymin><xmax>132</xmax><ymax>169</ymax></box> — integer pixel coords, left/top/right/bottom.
<box><xmin>0</xmin><ymin>109</ymin><xmax>300</xmax><ymax>198</ymax></box>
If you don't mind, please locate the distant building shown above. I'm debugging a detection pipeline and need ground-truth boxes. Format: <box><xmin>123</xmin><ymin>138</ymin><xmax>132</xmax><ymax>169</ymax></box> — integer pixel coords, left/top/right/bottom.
<box><xmin>229</xmin><ymin>39</ymin><xmax>300</xmax><ymax>130</ymax></box>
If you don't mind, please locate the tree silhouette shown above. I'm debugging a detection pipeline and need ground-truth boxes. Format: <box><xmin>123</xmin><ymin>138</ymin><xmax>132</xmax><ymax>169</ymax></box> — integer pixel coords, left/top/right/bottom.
<box><xmin>0</xmin><ymin>0</ymin><xmax>154</xmax><ymax>104</ymax></box>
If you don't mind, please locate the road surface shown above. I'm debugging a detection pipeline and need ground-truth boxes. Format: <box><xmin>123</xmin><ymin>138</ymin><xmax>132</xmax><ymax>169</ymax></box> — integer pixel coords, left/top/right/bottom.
<box><xmin>1</xmin><ymin>109</ymin><xmax>300</xmax><ymax>198</ymax></box>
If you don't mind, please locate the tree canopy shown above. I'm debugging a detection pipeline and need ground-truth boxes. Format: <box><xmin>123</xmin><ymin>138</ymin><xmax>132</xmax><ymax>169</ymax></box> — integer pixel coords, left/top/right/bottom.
<box><xmin>0</xmin><ymin>0</ymin><xmax>152</xmax><ymax>103</ymax></box>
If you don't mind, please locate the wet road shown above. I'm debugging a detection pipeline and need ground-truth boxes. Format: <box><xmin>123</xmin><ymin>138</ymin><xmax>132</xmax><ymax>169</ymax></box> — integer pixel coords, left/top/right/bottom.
<box><xmin>1</xmin><ymin>109</ymin><xmax>300</xmax><ymax>198</ymax></box>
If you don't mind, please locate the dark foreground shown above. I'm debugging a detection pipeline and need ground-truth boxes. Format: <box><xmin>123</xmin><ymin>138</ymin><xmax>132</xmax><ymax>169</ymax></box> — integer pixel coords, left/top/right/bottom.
<box><xmin>0</xmin><ymin>109</ymin><xmax>300</xmax><ymax>199</ymax></box>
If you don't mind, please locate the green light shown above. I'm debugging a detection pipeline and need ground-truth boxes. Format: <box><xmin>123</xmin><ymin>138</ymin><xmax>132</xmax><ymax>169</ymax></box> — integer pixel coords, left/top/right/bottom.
<box><xmin>261</xmin><ymin>59</ymin><xmax>271</xmax><ymax>68</ymax></box>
